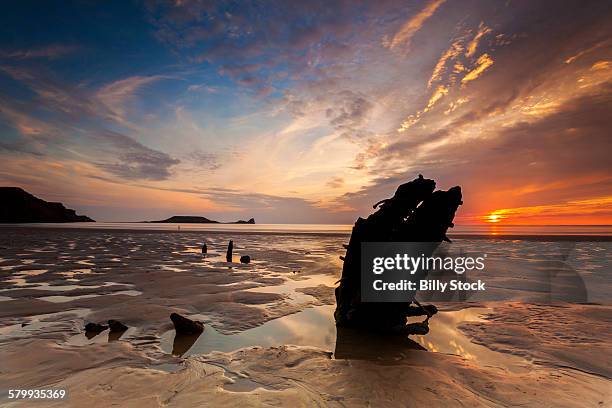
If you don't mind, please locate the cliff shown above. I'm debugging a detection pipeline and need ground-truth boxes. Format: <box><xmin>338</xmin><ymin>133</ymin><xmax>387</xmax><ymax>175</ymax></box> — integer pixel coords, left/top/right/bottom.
<box><xmin>0</xmin><ymin>187</ymin><xmax>94</xmax><ymax>223</ymax></box>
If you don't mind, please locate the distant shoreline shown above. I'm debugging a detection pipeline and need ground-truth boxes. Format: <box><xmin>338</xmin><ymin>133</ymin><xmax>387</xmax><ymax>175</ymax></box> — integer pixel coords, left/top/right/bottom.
<box><xmin>1</xmin><ymin>225</ymin><xmax>610</xmax><ymax>241</ymax></box>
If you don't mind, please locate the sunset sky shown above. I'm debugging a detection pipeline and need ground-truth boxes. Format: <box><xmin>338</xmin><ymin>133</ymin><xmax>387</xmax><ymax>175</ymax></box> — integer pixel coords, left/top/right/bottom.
<box><xmin>0</xmin><ymin>0</ymin><xmax>610</xmax><ymax>224</ymax></box>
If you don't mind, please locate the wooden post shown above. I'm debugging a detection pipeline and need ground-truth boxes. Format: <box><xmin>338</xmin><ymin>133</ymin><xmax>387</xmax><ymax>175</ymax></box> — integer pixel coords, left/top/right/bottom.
<box><xmin>226</xmin><ymin>240</ymin><xmax>233</xmax><ymax>262</ymax></box>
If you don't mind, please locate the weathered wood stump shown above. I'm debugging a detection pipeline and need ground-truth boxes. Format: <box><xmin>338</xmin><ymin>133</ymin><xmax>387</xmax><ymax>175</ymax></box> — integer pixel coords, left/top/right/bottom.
<box><xmin>170</xmin><ymin>312</ymin><xmax>204</xmax><ymax>335</ymax></box>
<box><xmin>334</xmin><ymin>175</ymin><xmax>462</xmax><ymax>333</ymax></box>
<box><xmin>108</xmin><ymin>320</ymin><xmax>128</xmax><ymax>332</ymax></box>
<box><xmin>226</xmin><ymin>240</ymin><xmax>233</xmax><ymax>262</ymax></box>
<box><xmin>84</xmin><ymin>322</ymin><xmax>107</xmax><ymax>333</ymax></box>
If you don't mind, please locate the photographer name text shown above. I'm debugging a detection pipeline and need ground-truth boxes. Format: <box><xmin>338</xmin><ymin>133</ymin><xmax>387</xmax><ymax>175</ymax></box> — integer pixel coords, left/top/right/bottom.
<box><xmin>373</xmin><ymin>279</ymin><xmax>486</xmax><ymax>292</ymax></box>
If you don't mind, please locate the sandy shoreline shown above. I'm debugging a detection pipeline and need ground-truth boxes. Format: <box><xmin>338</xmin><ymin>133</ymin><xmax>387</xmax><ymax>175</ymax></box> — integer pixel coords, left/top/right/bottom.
<box><xmin>0</xmin><ymin>227</ymin><xmax>610</xmax><ymax>407</ymax></box>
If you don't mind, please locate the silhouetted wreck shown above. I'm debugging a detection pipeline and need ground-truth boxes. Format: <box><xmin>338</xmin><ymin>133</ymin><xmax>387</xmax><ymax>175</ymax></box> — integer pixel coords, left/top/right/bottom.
<box><xmin>334</xmin><ymin>175</ymin><xmax>462</xmax><ymax>334</ymax></box>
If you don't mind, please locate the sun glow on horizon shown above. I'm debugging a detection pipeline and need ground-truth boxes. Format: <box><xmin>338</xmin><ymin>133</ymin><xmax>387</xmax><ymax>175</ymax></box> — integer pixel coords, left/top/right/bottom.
<box><xmin>486</xmin><ymin>213</ymin><xmax>503</xmax><ymax>223</ymax></box>
<box><xmin>477</xmin><ymin>196</ymin><xmax>612</xmax><ymax>225</ymax></box>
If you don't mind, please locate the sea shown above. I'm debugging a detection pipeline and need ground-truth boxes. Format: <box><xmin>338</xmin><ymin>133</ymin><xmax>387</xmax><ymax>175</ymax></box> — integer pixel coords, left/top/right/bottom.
<box><xmin>1</xmin><ymin>222</ymin><xmax>611</xmax><ymax>237</ymax></box>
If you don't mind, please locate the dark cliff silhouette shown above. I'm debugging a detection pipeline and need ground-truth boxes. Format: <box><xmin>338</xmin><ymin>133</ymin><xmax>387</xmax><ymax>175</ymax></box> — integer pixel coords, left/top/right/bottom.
<box><xmin>0</xmin><ymin>187</ymin><xmax>94</xmax><ymax>223</ymax></box>
<box><xmin>150</xmin><ymin>216</ymin><xmax>255</xmax><ymax>224</ymax></box>
<box><xmin>334</xmin><ymin>175</ymin><xmax>462</xmax><ymax>334</ymax></box>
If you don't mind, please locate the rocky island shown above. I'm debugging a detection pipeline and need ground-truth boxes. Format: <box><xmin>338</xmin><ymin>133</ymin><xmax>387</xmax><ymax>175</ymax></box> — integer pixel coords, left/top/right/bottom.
<box><xmin>0</xmin><ymin>187</ymin><xmax>94</xmax><ymax>223</ymax></box>
<box><xmin>150</xmin><ymin>215</ymin><xmax>255</xmax><ymax>224</ymax></box>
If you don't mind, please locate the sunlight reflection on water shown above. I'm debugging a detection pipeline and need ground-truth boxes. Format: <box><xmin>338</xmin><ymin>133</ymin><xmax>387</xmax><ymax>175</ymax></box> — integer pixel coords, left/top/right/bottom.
<box><xmin>160</xmin><ymin>305</ymin><xmax>531</xmax><ymax>372</ymax></box>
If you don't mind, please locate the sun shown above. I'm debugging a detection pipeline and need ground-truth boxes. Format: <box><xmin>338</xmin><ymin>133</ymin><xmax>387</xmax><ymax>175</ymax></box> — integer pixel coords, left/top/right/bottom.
<box><xmin>482</xmin><ymin>209</ymin><xmax>510</xmax><ymax>223</ymax></box>
<box><xmin>486</xmin><ymin>213</ymin><xmax>502</xmax><ymax>223</ymax></box>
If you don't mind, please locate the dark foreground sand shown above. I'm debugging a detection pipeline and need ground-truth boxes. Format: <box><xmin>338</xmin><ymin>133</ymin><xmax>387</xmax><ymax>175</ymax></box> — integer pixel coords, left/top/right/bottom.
<box><xmin>0</xmin><ymin>227</ymin><xmax>610</xmax><ymax>407</ymax></box>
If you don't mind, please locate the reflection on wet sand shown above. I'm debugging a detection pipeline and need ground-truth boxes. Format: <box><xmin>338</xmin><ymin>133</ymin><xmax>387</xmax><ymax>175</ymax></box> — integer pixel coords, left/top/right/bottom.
<box><xmin>108</xmin><ymin>328</ymin><xmax>127</xmax><ymax>342</ymax></box>
<box><xmin>70</xmin><ymin>326</ymin><xmax>137</xmax><ymax>345</ymax></box>
<box><xmin>39</xmin><ymin>289</ymin><xmax>142</xmax><ymax>303</ymax></box>
<box><xmin>419</xmin><ymin>308</ymin><xmax>532</xmax><ymax>372</ymax></box>
<box><xmin>161</xmin><ymin>303</ymin><xmax>529</xmax><ymax>374</ymax></box>
<box><xmin>85</xmin><ymin>330</ymin><xmax>100</xmax><ymax>340</ymax></box>
<box><xmin>172</xmin><ymin>332</ymin><xmax>203</xmax><ymax>356</ymax></box>
<box><xmin>334</xmin><ymin>327</ymin><xmax>426</xmax><ymax>360</ymax></box>
<box><xmin>161</xmin><ymin>305</ymin><xmax>336</xmax><ymax>356</ymax></box>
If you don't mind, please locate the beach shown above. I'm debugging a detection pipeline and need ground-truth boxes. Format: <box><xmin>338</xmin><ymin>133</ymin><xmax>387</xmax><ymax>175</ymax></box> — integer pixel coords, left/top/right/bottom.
<box><xmin>0</xmin><ymin>225</ymin><xmax>610</xmax><ymax>407</ymax></box>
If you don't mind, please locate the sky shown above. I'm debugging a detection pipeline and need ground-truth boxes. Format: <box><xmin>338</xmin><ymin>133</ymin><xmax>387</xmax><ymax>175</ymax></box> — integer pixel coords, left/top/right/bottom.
<box><xmin>0</xmin><ymin>0</ymin><xmax>610</xmax><ymax>224</ymax></box>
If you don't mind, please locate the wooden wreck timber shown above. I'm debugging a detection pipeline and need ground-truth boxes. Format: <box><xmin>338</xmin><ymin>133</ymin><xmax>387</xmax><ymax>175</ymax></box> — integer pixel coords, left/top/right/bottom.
<box><xmin>334</xmin><ymin>175</ymin><xmax>462</xmax><ymax>334</ymax></box>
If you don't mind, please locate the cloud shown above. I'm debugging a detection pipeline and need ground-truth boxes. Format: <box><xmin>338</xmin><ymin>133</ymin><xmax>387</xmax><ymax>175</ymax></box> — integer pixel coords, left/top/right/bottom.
<box><xmin>326</xmin><ymin>176</ymin><xmax>344</xmax><ymax>189</ymax></box>
<box><xmin>591</xmin><ymin>60</ymin><xmax>610</xmax><ymax>71</ymax></box>
<box><xmin>428</xmin><ymin>39</ymin><xmax>464</xmax><ymax>87</ymax></box>
<box><xmin>465</xmin><ymin>22</ymin><xmax>491</xmax><ymax>57</ymax></box>
<box><xmin>97</xmin><ymin>150</ymin><xmax>180</xmax><ymax>181</ymax></box>
<box><xmin>201</xmin><ymin>190</ymin><xmax>351</xmax><ymax>223</ymax></box>
<box><xmin>385</xmin><ymin>0</ymin><xmax>446</xmax><ymax>50</ymax></box>
<box><xmin>427</xmin><ymin>24</ymin><xmax>503</xmax><ymax>90</ymax></box>
<box><xmin>0</xmin><ymin>64</ymin><xmax>99</xmax><ymax>118</ymax></box>
<box><xmin>89</xmin><ymin>129</ymin><xmax>180</xmax><ymax>180</ymax></box>
<box><xmin>461</xmin><ymin>53</ymin><xmax>494</xmax><ymax>84</ymax></box>
<box><xmin>0</xmin><ymin>139</ymin><xmax>45</xmax><ymax>156</ymax></box>
<box><xmin>564</xmin><ymin>39</ymin><xmax>610</xmax><ymax>64</ymax></box>
<box><xmin>96</xmin><ymin>75</ymin><xmax>164</xmax><ymax>124</ymax></box>
<box><xmin>426</xmin><ymin>85</ymin><xmax>448</xmax><ymax>109</ymax></box>
<box><xmin>396</xmin><ymin>22</ymin><xmax>506</xmax><ymax>133</ymax></box>
<box><xmin>370</xmin><ymin>85</ymin><xmax>612</xmax><ymax>222</ymax></box>
<box><xmin>0</xmin><ymin>44</ymin><xmax>78</xmax><ymax>60</ymax></box>
<box><xmin>0</xmin><ymin>102</ymin><xmax>53</xmax><ymax>138</ymax></box>
<box><xmin>398</xmin><ymin>84</ymin><xmax>448</xmax><ymax>131</ymax></box>
<box><xmin>0</xmin><ymin>66</ymin><xmax>180</xmax><ymax>181</ymax></box>
<box><xmin>186</xmin><ymin>150</ymin><xmax>221</xmax><ymax>171</ymax></box>
<box><xmin>326</xmin><ymin>91</ymin><xmax>373</xmax><ymax>138</ymax></box>
<box><xmin>445</xmin><ymin>97</ymin><xmax>468</xmax><ymax>114</ymax></box>
<box><xmin>122</xmin><ymin>183</ymin><xmax>347</xmax><ymax>223</ymax></box>
<box><xmin>187</xmin><ymin>84</ymin><xmax>219</xmax><ymax>93</ymax></box>
<box><xmin>145</xmin><ymin>0</ymin><xmax>428</xmax><ymax>97</ymax></box>
<box><xmin>348</xmin><ymin>0</ymin><xmax>612</xmax><ymax>222</ymax></box>
<box><xmin>0</xmin><ymin>92</ymin><xmax>181</xmax><ymax>181</ymax></box>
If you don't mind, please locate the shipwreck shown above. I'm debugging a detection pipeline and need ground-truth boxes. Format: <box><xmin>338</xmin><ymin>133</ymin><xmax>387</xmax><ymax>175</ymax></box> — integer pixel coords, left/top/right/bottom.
<box><xmin>334</xmin><ymin>175</ymin><xmax>462</xmax><ymax>334</ymax></box>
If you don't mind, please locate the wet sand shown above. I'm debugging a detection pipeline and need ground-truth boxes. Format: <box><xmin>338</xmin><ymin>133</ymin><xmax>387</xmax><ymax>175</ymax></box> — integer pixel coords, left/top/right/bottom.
<box><xmin>0</xmin><ymin>227</ymin><xmax>610</xmax><ymax>407</ymax></box>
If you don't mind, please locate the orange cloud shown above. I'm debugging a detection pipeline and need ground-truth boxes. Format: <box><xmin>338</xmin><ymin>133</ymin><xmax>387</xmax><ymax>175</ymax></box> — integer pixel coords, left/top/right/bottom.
<box><xmin>428</xmin><ymin>39</ymin><xmax>464</xmax><ymax>87</ymax></box>
<box><xmin>564</xmin><ymin>40</ymin><xmax>609</xmax><ymax>64</ymax></box>
<box><xmin>591</xmin><ymin>60</ymin><xmax>610</xmax><ymax>71</ymax></box>
<box><xmin>465</xmin><ymin>22</ymin><xmax>491</xmax><ymax>57</ymax></box>
<box><xmin>397</xmin><ymin>84</ymin><xmax>449</xmax><ymax>131</ymax></box>
<box><xmin>426</xmin><ymin>85</ymin><xmax>449</xmax><ymax>109</ymax></box>
<box><xmin>386</xmin><ymin>0</ymin><xmax>446</xmax><ymax>50</ymax></box>
<box><xmin>461</xmin><ymin>53</ymin><xmax>494</xmax><ymax>84</ymax></box>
